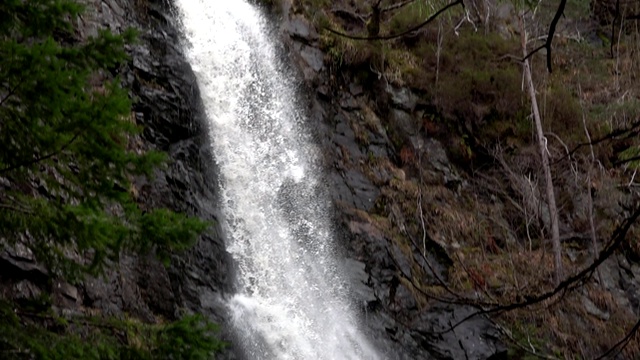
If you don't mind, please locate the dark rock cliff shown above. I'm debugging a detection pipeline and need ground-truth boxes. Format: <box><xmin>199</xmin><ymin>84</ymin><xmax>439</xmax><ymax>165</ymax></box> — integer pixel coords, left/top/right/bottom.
<box><xmin>114</xmin><ymin>0</ymin><xmax>506</xmax><ymax>357</ymax></box>
<box><xmin>83</xmin><ymin>0</ymin><xmax>243</xmax><ymax>357</ymax></box>
<box><xmin>259</xmin><ymin>2</ymin><xmax>507</xmax><ymax>359</ymax></box>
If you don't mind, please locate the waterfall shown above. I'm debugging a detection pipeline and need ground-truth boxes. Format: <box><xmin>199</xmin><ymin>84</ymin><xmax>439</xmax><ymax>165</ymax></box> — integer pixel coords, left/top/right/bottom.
<box><xmin>174</xmin><ymin>1</ymin><xmax>380</xmax><ymax>359</ymax></box>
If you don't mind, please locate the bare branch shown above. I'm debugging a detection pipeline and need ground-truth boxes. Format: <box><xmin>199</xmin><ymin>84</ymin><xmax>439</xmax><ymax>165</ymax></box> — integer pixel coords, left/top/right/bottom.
<box><xmin>323</xmin><ymin>0</ymin><xmax>464</xmax><ymax>41</ymax></box>
<box><xmin>330</xmin><ymin>0</ymin><xmax>417</xmax><ymax>23</ymax></box>
<box><xmin>521</xmin><ymin>14</ymin><xmax>563</xmax><ymax>284</ymax></box>
<box><xmin>495</xmin><ymin>321</ymin><xmax>562</xmax><ymax>360</ymax></box>
<box><xmin>610</xmin><ymin>0</ymin><xmax>620</xmax><ymax>59</ymax></box>
<box><xmin>593</xmin><ymin>317</ymin><xmax>640</xmax><ymax>360</ymax></box>
<box><xmin>330</xmin><ymin>8</ymin><xmax>367</xmax><ymax>24</ymax></box>
<box><xmin>551</xmin><ymin>118</ymin><xmax>640</xmax><ymax>166</ymax></box>
<box><xmin>435</xmin><ymin>202</ymin><xmax>640</xmax><ymax>335</ymax></box>
<box><xmin>522</xmin><ymin>0</ymin><xmax>568</xmax><ymax>72</ymax></box>
<box><xmin>578</xmin><ymin>84</ymin><xmax>601</xmax><ymax>274</ymax></box>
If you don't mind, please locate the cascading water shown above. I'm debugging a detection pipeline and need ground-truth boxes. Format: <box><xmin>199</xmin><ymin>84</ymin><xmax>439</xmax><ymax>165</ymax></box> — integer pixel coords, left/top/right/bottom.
<box><xmin>174</xmin><ymin>1</ymin><xmax>380</xmax><ymax>359</ymax></box>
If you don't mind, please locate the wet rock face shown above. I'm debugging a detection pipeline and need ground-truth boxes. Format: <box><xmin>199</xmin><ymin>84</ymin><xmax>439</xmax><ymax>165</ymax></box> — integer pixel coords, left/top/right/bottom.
<box><xmin>274</xmin><ymin>3</ymin><xmax>507</xmax><ymax>360</ymax></box>
<box><xmin>117</xmin><ymin>1</ymin><xmax>240</xmax><ymax>356</ymax></box>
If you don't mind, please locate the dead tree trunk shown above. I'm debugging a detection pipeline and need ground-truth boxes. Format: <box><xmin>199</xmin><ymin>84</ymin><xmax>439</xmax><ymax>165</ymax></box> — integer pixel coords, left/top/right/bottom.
<box><xmin>520</xmin><ymin>16</ymin><xmax>563</xmax><ymax>284</ymax></box>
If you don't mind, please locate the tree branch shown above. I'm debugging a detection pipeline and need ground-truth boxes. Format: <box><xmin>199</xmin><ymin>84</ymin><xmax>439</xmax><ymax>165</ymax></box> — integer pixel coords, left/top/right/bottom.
<box><xmin>0</xmin><ymin>131</ymin><xmax>81</xmax><ymax>174</ymax></box>
<box><xmin>330</xmin><ymin>8</ymin><xmax>367</xmax><ymax>24</ymax></box>
<box><xmin>593</xmin><ymin>317</ymin><xmax>640</xmax><ymax>360</ymax></box>
<box><xmin>434</xmin><ymin>202</ymin><xmax>640</xmax><ymax>334</ymax></box>
<box><xmin>0</xmin><ymin>202</ymin><xmax>33</xmax><ymax>215</ymax></box>
<box><xmin>550</xmin><ymin>118</ymin><xmax>640</xmax><ymax>166</ymax></box>
<box><xmin>522</xmin><ymin>0</ymin><xmax>568</xmax><ymax>72</ymax></box>
<box><xmin>323</xmin><ymin>0</ymin><xmax>464</xmax><ymax>41</ymax></box>
<box><xmin>0</xmin><ymin>77</ymin><xmax>25</xmax><ymax>108</ymax></box>
<box><xmin>610</xmin><ymin>0</ymin><xmax>620</xmax><ymax>59</ymax></box>
<box><xmin>330</xmin><ymin>0</ymin><xmax>418</xmax><ymax>23</ymax></box>
<box><xmin>613</xmin><ymin>153</ymin><xmax>640</xmax><ymax>167</ymax></box>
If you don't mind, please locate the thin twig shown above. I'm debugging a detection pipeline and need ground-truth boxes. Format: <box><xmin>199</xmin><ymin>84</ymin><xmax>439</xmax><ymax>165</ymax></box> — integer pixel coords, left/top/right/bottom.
<box><xmin>578</xmin><ymin>84</ymin><xmax>602</xmax><ymax>284</ymax></box>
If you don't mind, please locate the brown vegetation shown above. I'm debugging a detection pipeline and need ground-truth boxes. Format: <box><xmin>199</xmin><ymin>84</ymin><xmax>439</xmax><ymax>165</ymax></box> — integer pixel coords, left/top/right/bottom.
<box><xmin>295</xmin><ymin>0</ymin><xmax>640</xmax><ymax>357</ymax></box>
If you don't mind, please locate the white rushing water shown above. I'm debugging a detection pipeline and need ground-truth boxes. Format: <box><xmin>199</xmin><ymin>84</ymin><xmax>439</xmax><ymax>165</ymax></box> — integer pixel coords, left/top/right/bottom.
<box><xmin>175</xmin><ymin>1</ymin><xmax>379</xmax><ymax>359</ymax></box>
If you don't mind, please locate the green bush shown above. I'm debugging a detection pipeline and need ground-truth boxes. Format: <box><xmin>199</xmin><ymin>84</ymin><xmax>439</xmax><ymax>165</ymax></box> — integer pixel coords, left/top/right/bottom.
<box><xmin>0</xmin><ymin>301</ymin><xmax>225</xmax><ymax>359</ymax></box>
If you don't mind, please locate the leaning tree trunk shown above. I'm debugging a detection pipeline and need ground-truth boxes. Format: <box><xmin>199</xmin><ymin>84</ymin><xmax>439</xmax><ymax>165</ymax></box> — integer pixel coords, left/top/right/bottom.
<box><xmin>520</xmin><ymin>16</ymin><xmax>564</xmax><ymax>284</ymax></box>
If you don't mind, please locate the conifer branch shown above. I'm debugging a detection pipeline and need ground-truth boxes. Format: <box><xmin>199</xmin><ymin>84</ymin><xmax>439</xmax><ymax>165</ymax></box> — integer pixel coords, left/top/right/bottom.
<box><xmin>0</xmin><ymin>203</ymin><xmax>33</xmax><ymax>215</ymax></box>
<box><xmin>0</xmin><ymin>132</ymin><xmax>81</xmax><ymax>174</ymax></box>
<box><xmin>0</xmin><ymin>77</ymin><xmax>25</xmax><ymax>108</ymax></box>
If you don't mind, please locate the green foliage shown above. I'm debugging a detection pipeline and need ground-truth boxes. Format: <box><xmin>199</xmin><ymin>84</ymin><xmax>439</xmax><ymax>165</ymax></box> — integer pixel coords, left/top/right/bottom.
<box><xmin>154</xmin><ymin>315</ymin><xmax>224</xmax><ymax>359</ymax></box>
<box><xmin>619</xmin><ymin>146</ymin><xmax>640</xmax><ymax>169</ymax></box>
<box><xmin>505</xmin><ymin>320</ymin><xmax>552</xmax><ymax>360</ymax></box>
<box><xmin>0</xmin><ymin>301</ymin><xmax>225</xmax><ymax>359</ymax></box>
<box><xmin>0</xmin><ymin>0</ymin><xmax>209</xmax><ymax>280</ymax></box>
<box><xmin>590</xmin><ymin>98</ymin><xmax>640</xmax><ymax>130</ymax></box>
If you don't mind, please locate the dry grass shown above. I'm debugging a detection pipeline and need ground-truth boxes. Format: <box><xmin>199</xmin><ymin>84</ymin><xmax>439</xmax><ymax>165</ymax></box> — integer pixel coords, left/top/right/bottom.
<box><xmin>499</xmin><ymin>286</ymin><xmax>640</xmax><ymax>359</ymax></box>
<box><xmin>364</xmin><ymin>147</ymin><xmax>640</xmax><ymax>357</ymax></box>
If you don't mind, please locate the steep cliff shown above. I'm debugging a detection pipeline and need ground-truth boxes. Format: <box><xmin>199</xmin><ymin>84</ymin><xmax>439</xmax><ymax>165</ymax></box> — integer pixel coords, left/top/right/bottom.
<box><xmin>253</xmin><ymin>0</ymin><xmax>640</xmax><ymax>358</ymax></box>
